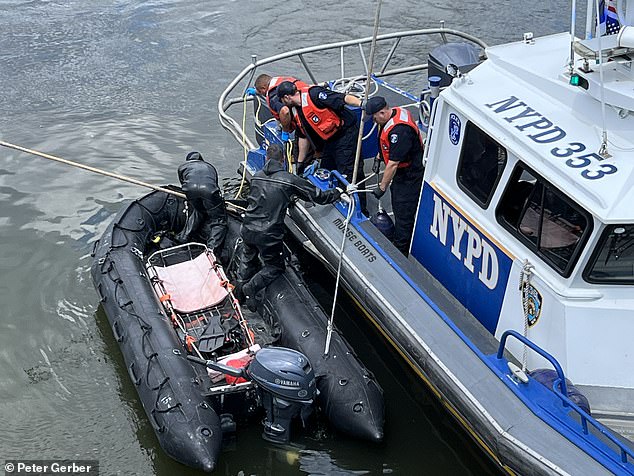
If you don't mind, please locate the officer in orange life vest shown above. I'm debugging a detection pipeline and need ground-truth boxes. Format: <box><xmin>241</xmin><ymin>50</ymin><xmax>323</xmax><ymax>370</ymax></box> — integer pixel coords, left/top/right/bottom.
<box><xmin>366</xmin><ymin>96</ymin><xmax>424</xmax><ymax>256</ymax></box>
<box><xmin>277</xmin><ymin>80</ymin><xmax>368</xmax><ymax>214</ymax></box>
<box><xmin>254</xmin><ymin>74</ymin><xmax>308</xmax><ymax>132</ymax></box>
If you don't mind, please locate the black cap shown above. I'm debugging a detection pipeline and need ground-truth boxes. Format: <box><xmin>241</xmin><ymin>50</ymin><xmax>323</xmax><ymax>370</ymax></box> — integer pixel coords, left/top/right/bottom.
<box><xmin>364</xmin><ymin>96</ymin><xmax>387</xmax><ymax>115</ymax></box>
<box><xmin>276</xmin><ymin>81</ymin><xmax>297</xmax><ymax>99</ymax></box>
<box><xmin>186</xmin><ymin>151</ymin><xmax>203</xmax><ymax>161</ymax></box>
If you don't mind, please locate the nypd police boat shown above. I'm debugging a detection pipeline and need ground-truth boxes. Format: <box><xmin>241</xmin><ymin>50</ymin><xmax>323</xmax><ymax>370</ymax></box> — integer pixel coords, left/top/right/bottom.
<box><xmin>219</xmin><ymin>5</ymin><xmax>634</xmax><ymax>475</ymax></box>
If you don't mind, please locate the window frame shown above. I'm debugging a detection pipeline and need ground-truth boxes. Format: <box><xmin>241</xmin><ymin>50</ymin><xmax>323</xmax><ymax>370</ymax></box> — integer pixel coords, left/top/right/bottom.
<box><xmin>583</xmin><ymin>224</ymin><xmax>634</xmax><ymax>285</ymax></box>
<box><xmin>495</xmin><ymin>163</ymin><xmax>594</xmax><ymax>278</ymax></box>
<box><xmin>455</xmin><ymin>121</ymin><xmax>508</xmax><ymax>209</ymax></box>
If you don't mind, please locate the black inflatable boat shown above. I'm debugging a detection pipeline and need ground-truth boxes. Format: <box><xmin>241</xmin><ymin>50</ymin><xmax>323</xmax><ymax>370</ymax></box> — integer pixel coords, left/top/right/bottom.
<box><xmin>91</xmin><ymin>188</ymin><xmax>384</xmax><ymax>472</ymax></box>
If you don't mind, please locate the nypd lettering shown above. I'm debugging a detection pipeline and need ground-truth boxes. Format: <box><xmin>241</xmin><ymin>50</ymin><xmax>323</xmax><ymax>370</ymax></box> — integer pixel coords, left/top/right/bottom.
<box><xmin>333</xmin><ymin>218</ymin><xmax>377</xmax><ymax>262</ymax></box>
<box><xmin>485</xmin><ymin>96</ymin><xmax>618</xmax><ymax>180</ymax></box>
<box><xmin>429</xmin><ymin>194</ymin><xmax>499</xmax><ymax>289</ymax></box>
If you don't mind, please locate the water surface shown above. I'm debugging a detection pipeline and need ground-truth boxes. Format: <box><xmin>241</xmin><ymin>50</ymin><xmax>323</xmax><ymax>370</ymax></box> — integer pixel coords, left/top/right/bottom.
<box><xmin>0</xmin><ymin>1</ymin><xmax>568</xmax><ymax>474</ymax></box>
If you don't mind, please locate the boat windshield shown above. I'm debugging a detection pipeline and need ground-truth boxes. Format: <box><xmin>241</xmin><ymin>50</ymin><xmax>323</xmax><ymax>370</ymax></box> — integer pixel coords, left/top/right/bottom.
<box><xmin>585</xmin><ymin>225</ymin><xmax>634</xmax><ymax>284</ymax></box>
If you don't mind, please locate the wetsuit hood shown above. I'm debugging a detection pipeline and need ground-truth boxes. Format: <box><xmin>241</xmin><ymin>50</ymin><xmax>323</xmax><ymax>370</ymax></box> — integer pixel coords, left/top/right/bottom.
<box><xmin>186</xmin><ymin>151</ymin><xmax>204</xmax><ymax>161</ymax></box>
<box><xmin>262</xmin><ymin>158</ymin><xmax>285</xmax><ymax>175</ymax></box>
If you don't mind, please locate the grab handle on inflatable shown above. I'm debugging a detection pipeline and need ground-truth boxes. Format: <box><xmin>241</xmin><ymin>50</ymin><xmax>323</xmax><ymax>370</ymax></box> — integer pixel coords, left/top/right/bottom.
<box><xmin>112</xmin><ymin>320</ymin><xmax>124</xmax><ymax>343</ymax></box>
<box><xmin>128</xmin><ymin>362</ymin><xmax>141</xmax><ymax>386</ymax></box>
<box><xmin>96</xmin><ymin>282</ymin><xmax>107</xmax><ymax>303</ymax></box>
<box><xmin>149</xmin><ymin>410</ymin><xmax>165</xmax><ymax>433</ymax></box>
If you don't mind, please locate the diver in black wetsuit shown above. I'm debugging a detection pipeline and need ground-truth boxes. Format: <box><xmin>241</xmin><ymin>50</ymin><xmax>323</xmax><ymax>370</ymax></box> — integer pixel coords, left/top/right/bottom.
<box><xmin>176</xmin><ymin>151</ymin><xmax>227</xmax><ymax>254</ymax></box>
<box><xmin>237</xmin><ymin>144</ymin><xmax>340</xmax><ymax>311</ymax></box>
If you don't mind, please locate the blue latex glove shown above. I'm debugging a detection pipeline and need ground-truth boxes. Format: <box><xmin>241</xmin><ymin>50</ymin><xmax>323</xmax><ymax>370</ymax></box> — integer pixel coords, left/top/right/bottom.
<box><xmin>280</xmin><ymin>131</ymin><xmax>290</xmax><ymax>142</ymax></box>
<box><xmin>245</xmin><ymin>87</ymin><xmax>257</xmax><ymax>96</ymax></box>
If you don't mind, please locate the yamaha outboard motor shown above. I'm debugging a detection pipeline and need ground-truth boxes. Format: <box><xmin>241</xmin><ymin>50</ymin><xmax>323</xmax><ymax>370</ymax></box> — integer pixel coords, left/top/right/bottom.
<box><xmin>188</xmin><ymin>347</ymin><xmax>317</xmax><ymax>445</ymax></box>
<box><xmin>248</xmin><ymin>347</ymin><xmax>317</xmax><ymax>443</ymax></box>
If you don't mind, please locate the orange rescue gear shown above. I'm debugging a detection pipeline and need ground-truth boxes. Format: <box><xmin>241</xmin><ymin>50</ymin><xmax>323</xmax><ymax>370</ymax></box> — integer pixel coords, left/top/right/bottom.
<box><xmin>291</xmin><ymin>86</ymin><xmax>342</xmax><ymax>141</ymax></box>
<box><xmin>267</xmin><ymin>76</ymin><xmax>308</xmax><ymax>121</ymax></box>
<box><xmin>378</xmin><ymin>107</ymin><xmax>423</xmax><ymax>167</ymax></box>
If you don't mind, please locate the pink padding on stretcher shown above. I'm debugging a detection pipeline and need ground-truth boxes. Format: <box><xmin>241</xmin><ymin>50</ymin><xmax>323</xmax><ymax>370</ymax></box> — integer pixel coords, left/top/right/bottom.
<box><xmin>154</xmin><ymin>252</ymin><xmax>228</xmax><ymax>313</ymax></box>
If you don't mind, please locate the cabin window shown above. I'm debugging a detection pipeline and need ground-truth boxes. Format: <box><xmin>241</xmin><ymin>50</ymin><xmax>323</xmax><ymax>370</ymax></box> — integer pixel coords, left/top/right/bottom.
<box><xmin>496</xmin><ymin>165</ymin><xmax>592</xmax><ymax>277</ymax></box>
<box><xmin>456</xmin><ymin>122</ymin><xmax>507</xmax><ymax>208</ymax></box>
<box><xmin>585</xmin><ymin>225</ymin><xmax>634</xmax><ymax>284</ymax></box>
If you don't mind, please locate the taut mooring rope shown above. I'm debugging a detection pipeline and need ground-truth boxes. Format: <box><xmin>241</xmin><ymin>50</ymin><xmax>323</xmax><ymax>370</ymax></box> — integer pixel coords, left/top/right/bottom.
<box><xmin>0</xmin><ymin>140</ymin><xmax>185</xmax><ymax>199</ymax></box>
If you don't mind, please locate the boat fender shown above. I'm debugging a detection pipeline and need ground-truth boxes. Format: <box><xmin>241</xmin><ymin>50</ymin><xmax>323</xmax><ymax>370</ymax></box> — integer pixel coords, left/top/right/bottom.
<box><xmin>370</xmin><ymin>210</ymin><xmax>395</xmax><ymax>240</ymax></box>
<box><xmin>529</xmin><ymin>368</ymin><xmax>591</xmax><ymax>415</ymax></box>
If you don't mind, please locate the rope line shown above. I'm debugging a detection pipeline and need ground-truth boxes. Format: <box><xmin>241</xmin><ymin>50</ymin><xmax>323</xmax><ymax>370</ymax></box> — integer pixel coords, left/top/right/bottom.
<box><xmin>324</xmin><ymin>0</ymin><xmax>383</xmax><ymax>355</ymax></box>
<box><xmin>0</xmin><ymin>140</ymin><xmax>185</xmax><ymax>199</ymax></box>
<box><xmin>324</xmin><ymin>195</ymin><xmax>356</xmax><ymax>355</ymax></box>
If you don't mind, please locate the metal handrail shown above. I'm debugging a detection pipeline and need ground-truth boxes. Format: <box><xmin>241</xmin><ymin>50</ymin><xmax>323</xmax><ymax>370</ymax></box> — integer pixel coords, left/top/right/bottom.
<box><xmin>218</xmin><ymin>27</ymin><xmax>488</xmax><ymax>151</ymax></box>
<box><xmin>497</xmin><ymin>330</ymin><xmax>634</xmax><ymax>467</ymax></box>
<box><xmin>497</xmin><ymin>329</ymin><xmax>569</xmax><ymax>397</ymax></box>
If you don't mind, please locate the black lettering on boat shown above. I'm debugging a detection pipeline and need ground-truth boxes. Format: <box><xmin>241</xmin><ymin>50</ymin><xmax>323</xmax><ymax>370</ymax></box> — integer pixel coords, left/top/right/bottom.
<box><xmin>485</xmin><ymin>96</ymin><xmax>620</xmax><ymax>179</ymax></box>
<box><xmin>331</xmin><ymin>218</ymin><xmax>377</xmax><ymax>263</ymax></box>
<box><xmin>485</xmin><ymin>96</ymin><xmax>527</xmax><ymax>114</ymax></box>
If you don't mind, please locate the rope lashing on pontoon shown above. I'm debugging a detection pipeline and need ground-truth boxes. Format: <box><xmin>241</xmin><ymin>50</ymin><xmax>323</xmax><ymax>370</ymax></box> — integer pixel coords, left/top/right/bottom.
<box><xmin>0</xmin><ymin>140</ymin><xmax>186</xmax><ymax>199</ymax></box>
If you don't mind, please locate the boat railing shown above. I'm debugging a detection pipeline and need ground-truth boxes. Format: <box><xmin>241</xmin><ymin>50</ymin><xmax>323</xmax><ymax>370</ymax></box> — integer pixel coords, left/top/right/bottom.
<box><xmin>218</xmin><ymin>26</ymin><xmax>487</xmax><ymax>151</ymax></box>
<box><xmin>497</xmin><ymin>330</ymin><xmax>634</xmax><ymax>467</ymax></box>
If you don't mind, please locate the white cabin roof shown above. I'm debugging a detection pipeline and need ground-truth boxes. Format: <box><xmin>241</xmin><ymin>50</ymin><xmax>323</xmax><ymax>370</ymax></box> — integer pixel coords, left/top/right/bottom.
<box><xmin>442</xmin><ymin>32</ymin><xmax>634</xmax><ymax>223</ymax></box>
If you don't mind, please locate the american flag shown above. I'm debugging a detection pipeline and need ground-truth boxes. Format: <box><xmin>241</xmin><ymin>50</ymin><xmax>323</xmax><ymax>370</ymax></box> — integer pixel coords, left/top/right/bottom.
<box><xmin>598</xmin><ymin>0</ymin><xmax>620</xmax><ymax>36</ymax></box>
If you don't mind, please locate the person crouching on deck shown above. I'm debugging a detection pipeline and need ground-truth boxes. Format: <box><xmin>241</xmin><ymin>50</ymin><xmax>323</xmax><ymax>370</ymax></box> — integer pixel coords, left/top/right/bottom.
<box><xmin>253</xmin><ymin>73</ymin><xmax>308</xmax><ymax>133</ymax></box>
<box><xmin>175</xmin><ymin>151</ymin><xmax>227</xmax><ymax>254</ymax></box>
<box><xmin>276</xmin><ymin>80</ymin><xmax>368</xmax><ymax>215</ymax></box>
<box><xmin>365</xmin><ymin>96</ymin><xmax>424</xmax><ymax>256</ymax></box>
<box><xmin>237</xmin><ymin>144</ymin><xmax>341</xmax><ymax>311</ymax></box>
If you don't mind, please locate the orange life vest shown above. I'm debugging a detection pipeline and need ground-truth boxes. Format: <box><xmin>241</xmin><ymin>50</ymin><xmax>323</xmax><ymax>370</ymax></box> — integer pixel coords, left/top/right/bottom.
<box><xmin>292</xmin><ymin>86</ymin><xmax>342</xmax><ymax>141</ymax></box>
<box><xmin>267</xmin><ymin>76</ymin><xmax>308</xmax><ymax>120</ymax></box>
<box><xmin>379</xmin><ymin>107</ymin><xmax>423</xmax><ymax>167</ymax></box>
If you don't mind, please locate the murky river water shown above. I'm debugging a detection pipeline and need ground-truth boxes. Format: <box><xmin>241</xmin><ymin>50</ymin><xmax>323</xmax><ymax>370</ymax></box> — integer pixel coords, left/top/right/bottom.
<box><xmin>0</xmin><ymin>1</ymin><xmax>568</xmax><ymax>474</ymax></box>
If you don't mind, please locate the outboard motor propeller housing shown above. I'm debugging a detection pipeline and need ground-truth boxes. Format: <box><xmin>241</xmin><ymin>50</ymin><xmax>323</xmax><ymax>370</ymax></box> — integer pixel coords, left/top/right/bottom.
<box><xmin>247</xmin><ymin>347</ymin><xmax>317</xmax><ymax>443</ymax></box>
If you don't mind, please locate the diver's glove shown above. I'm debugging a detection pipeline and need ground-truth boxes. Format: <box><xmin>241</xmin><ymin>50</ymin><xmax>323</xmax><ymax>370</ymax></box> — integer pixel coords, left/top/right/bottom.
<box><xmin>325</xmin><ymin>188</ymin><xmax>341</xmax><ymax>204</ymax></box>
<box><xmin>372</xmin><ymin>186</ymin><xmax>386</xmax><ymax>199</ymax></box>
<box><xmin>245</xmin><ymin>87</ymin><xmax>257</xmax><ymax>96</ymax></box>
